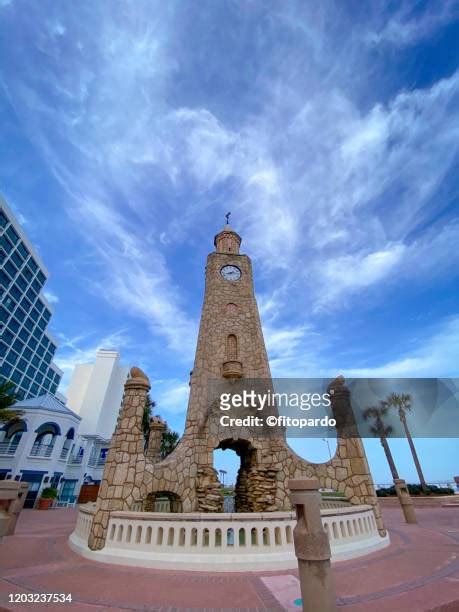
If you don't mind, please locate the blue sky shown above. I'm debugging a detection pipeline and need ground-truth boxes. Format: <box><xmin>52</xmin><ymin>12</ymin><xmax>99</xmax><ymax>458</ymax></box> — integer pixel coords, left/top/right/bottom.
<box><xmin>0</xmin><ymin>1</ymin><xmax>458</xmax><ymax>485</ymax></box>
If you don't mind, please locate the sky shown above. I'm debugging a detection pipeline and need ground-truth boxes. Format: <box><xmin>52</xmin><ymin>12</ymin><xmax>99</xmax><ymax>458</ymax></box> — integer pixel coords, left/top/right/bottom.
<box><xmin>0</xmin><ymin>1</ymin><xmax>458</xmax><ymax>486</ymax></box>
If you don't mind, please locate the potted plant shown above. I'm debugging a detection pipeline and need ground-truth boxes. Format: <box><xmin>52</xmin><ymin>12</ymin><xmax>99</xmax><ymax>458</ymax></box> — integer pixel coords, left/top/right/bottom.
<box><xmin>37</xmin><ymin>487</ymin><xmax>58</xmax><ymax>510</ymax></box>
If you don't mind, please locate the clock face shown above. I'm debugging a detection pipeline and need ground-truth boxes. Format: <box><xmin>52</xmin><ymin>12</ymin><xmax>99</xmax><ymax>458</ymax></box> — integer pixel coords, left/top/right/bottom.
<box><xmin>220</xmin><ymin>265</ymin><xmax>241</xmax><ymax>281</ymax></box>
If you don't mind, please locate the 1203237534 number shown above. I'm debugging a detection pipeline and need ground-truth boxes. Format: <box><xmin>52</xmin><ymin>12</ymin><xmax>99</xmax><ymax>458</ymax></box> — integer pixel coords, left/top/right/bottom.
<box><xmin>8</xmin><ymin>593</ymin><xmax>72</xmax><ymax>604</ymax></box>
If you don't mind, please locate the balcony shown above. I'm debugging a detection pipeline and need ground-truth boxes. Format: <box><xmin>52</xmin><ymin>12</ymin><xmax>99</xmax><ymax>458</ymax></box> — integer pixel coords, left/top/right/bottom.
<box><xmin>60</xmin><ymin>447</ymin><xmax>70</xmax><ymax>460</ymax></box>
<box><xmin>222</xmin><ymin>360</ymin><xmax>243</xmax><ymax>378</ymax></box>
<box><xmin>67</xmin><ymin>454</ymin><xmax>83</xmax><ymax>465</ymax></box>
<box><xmin>29</xmin><ymin>443</ymin><xmax>54</xmax><ymax>458</ymax></box>
<box><xmin>87</xmin><ymin>457</ymin><xmax>106</xmax><ymax>468</ymax></box>
<box><xmin>0</xmin><ymin>442</ymin><xmax>19</xmax><ymax>456</ymax></box>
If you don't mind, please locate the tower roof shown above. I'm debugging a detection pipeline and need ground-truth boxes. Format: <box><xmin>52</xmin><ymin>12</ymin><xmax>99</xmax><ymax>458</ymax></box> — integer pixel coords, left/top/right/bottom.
<box><xmin>214</xmin><ymin>223</ymin><xmax>242</xmax><ymax>253</ymax></box>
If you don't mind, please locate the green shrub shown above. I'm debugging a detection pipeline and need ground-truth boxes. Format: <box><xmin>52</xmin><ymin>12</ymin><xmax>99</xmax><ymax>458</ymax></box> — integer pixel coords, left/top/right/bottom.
<box><xmin>40</xmin><ymin>487</ymin><xmax>58</xmax><ymax>499</ymax></box>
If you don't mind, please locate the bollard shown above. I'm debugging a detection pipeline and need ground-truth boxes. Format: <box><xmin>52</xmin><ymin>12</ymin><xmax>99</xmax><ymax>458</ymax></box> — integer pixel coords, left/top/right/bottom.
<box><xmin>394</xmin><ymin>478</ymin><xmax>417</xmax><ymax>524</ymax></box>
<box><xmin>289</xmin><ymin>478</ymin><xmax>337</xmax><ymax>612</ymax></box>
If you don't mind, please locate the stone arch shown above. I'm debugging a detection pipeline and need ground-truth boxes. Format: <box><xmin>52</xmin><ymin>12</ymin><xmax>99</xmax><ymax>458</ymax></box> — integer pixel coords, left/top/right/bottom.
<box><xmin>215</xmin><ymin>438</ymin><xmax>273</xmax><ymax>512</ymax></box>
<box><xmin>143</xmin><ymin>490</ymin><xmax>182</xmax><ymax>513</ymax></box>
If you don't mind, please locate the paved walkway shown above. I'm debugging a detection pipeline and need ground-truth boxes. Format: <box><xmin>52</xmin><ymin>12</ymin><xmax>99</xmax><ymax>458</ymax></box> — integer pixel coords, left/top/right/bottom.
<box><xmin>0</xmin><ymin>507</ymin><xmax>458</xmax><ymax>611</ymax></box>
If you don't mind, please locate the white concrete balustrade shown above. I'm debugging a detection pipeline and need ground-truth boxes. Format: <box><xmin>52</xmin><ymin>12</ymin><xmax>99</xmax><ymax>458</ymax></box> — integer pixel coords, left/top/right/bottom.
<box><xmin>70</xmin><ymin>503</ymin><xmax>389</xmax><ymax>571</ymax></box>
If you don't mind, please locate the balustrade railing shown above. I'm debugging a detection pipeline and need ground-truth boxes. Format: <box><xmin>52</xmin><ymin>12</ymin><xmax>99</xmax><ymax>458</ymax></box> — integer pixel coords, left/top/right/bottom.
<box><xmin>0</xmin><ymin>441</ymin><xmax>19</xmax><ymax>456</ymax></box>
<box><xmin>70</xmin><ymin>503</ymin><xmax>389</xmax><ymax>571</ymax></box>
<box><xmin>67</xmin><ymin>454</ymin><xmax>83</xmax><ymax>465</ymax></box>
<box><xmin>29</xmin><ymin>443</ymin><xmax>54</xmax><ymax>457</ymax></box>
<box><xmin>87</xmin><ymin>457</ymin><xmax>106</xmax><ymax>468</ymax></box>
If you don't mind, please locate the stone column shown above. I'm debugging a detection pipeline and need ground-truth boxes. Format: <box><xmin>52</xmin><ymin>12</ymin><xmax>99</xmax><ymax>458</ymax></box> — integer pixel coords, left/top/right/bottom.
<box><xmin>394</xmin><ymin>478</ymin><xmax>417</xmax><ymax>524</ymax></box>
<box><xmin>145</xmin><ymin>416</ymin><xmax>166</xmax><ymax>463</ymax></box>
<box><xmin>329</xmin><ymin>376</ymin><xmax>386</xmax><ymax>536</ymax></box>
<box><xmin>88</xmin><ymin>367</ymin><xmax>150</xmax><ymax>551</ymax></box>
<box><xmin>289</xmin><ymin>478</ymin><xmax>337</xmax><ymax>612</ymax></box>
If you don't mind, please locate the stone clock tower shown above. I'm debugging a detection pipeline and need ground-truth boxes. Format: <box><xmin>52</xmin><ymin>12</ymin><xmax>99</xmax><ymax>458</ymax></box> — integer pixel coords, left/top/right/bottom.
<box><xmin>88</xmin><ymin>222</ymin><xmax>385</xmax><ymax>551</ymax></box>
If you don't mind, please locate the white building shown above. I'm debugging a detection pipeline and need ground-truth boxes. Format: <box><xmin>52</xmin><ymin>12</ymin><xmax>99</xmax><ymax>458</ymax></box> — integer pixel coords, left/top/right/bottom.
<box><xmin>66</xmin><ymin>349</ymin><xmax>129</xmax><ymax>439</ymax></box>
<box><xmin>0</xmin><ymin>350</ymin><xmax>130</xmax><ymax>507</ymax></box>
<box><xmin>0</xmin><ymin>393</ymin><xmax>82</xmax><ymax>507</ymax></box>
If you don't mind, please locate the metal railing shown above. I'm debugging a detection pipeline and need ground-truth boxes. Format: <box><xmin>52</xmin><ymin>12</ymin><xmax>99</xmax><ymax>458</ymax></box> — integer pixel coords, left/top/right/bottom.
<box><xmin>29</xmin><ymin>444</ymin><xmax>54</xmax><ymax>458</ymax></box>
<box><xmin>87</xmin><ymin>457</ymin><xmax>106</xmax><ymax>468</ymax></box>
<box><xmin>67</xmin><ymin>454</ymin><xmax>83</xmax><ymax>465</ymax></box>
<box><xmin>60</xmin><ymin>447</ymin><xmax>70</xmax><ymax>460</ymax></box>
<box><xmin>0</xmin><ymin>441</ymin><xmax>19</xmax><ymax>456</ymax></box>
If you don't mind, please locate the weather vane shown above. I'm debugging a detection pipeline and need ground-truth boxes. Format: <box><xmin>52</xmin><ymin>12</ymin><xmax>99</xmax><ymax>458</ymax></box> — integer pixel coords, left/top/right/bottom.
<box><xmin>225</xmin><ymin>211</ymin><xmax>231</xmax><ymax>224</ymax></box>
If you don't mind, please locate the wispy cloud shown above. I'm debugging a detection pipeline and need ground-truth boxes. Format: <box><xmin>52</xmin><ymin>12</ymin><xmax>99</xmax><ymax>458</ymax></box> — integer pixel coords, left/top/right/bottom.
<box><xmin>366</xmin><ymin>1</ymin><xmax>459</xmax><ymax>47</ymax></box>
<box><xmin>345</xmin><ymin>316</ymin><xmax>459</xmax><ymax>378</ymax></box>
<box><xmin>43</xmin><ymin>289</ymin><xmax>59</xmax><ymax>304</ymax></box>
<box><xmin>1</xmin><ymin>1</ymin><xmax>457</xmax><ymax>390</ymax></box>
<box><xmin>55</xmin><ymin>329</ymin><xmax>131</xmax><ymax>389</ymax></box>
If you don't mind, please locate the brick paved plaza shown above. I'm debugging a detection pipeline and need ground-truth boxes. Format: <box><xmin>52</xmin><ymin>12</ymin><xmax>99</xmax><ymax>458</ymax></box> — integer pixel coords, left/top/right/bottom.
<box><xmin>0</xmin><ymin>506</ymin><xmax>458</xmax><ymax>612</ymax></box>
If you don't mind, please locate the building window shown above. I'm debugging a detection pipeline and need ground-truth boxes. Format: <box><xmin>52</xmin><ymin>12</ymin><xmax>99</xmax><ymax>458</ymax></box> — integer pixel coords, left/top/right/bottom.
<box><xmin>11</xmin><ymin>251</ymin><xmax>23</xmax><ymax>269</ymax></box>
<box><xmin>22</xmin><ymin>267</ymin><xmax>33</xmax><ymax>283</ymax></box>
<box><xmin>24</xmin><ymin>318</ymin><xmax>34</xmax><ymax>332</ymax></box>
<box><xmin>8</xmin><ymin>318</ymin><xmax>20</xmax><ymax>334</ymax></box>
<box><xmin>2</xmin><ymin>328</ymin><xmax>14</xmax><ymax>345</ymax></box>
<box><xmin>6</xmin><ymin>350</ymin><xmax>19</xmax><ymax>365</ymax></box>
<box><xmin>20</xmin><ymin>297</ymin><xmax>32</xmax><ymax>313</ymax></box>
<box><xmin>22</xmin><ymin>347</ymin><xmax>33</xmax><ymax>361</ymax></box>
<box><xmin>0</xmin><ymin>235</ymin><xmax>13</xmax><ymax>254</ymax></box>
<box><xmin>11</xmin><ymin>370</ymin><xmax>22</xmax><ymax>384</ymax></box>
<box><xmin>26</xmin><ymin>287</ymin><xmax>36</xmax><ymax>303</ymax></box>
<box><xmin>0</xmin><ymin>362</ymin><xmax>12</xmax><ymax>377</ymax></box>
<box><xmin>18</xmin><ymin>327</ymin><xmax>28</xmax><ymax>342</ymax></box>
<box><xmin>17</xmin><ymin>358</ymin><xmax>28</xmax><ymax>373</ymax></box>
<box><xmin>0</xmin><ymin>211</ymin><xmax>7</xmax><ymax>228</ymax></box>
<box><xmin>17</xmin><ymin>243</ymin><xmax>29</xmax><ymax>260</ymax></box>
<box><xmin>4</xmin><ymin>297</ymin><xmax>16</xmax><ymax>313</ymax></box>
<box><xmin>4</xmin><ymin>260</ymin><xmax>17</xmax><ymax>279</ymax></box>
<box><xmin>5</xmin><ymin>226</ymin><xmax>19</xmax><ymax>245</ymax></box>
<box><xmin>12</xmin><ymin>338</ymin><xmax>24</xmax><ymax>353</ymax></box>
<box><xmin>0</xmin><ymin>270</ymin><xmax>10</xmax><ymax>288</ymax></box>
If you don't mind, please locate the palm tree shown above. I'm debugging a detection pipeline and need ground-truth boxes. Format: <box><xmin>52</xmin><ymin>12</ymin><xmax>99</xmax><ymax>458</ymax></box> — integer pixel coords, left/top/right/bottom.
<box><xmin>160</xmin><ymin>429</ymin><xmax>179</xmax><ymax>459</ymax></box>
<box><xmin>386</xmin><ymin>392</ymin><xmax>428</xmax><ymax>492</ymax></box>
<box><xmin>142</xmin><ymin>393</ymin><xmax>179</xmax><ymax>458</ymax></box>
<box><xmin>0</xmin><ymin>380</ymin><xmax>23</xmax><ymax>423</ymax></box>
<box><xmin>142</xmin><ymin>394</ymin><xmax>156</xmax><ymax>446</ymax></box>
<box><xmin>363</xmin><ymin>402</ymin><xmax>399</xmax><ymax>480</ymax></box>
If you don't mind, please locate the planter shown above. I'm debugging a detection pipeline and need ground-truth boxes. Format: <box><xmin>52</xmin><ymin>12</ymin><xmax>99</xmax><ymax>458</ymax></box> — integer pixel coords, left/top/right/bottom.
<box><xmin>37</xmin><ymin>498</ymin><xmax>54</xmax><ymax>510</ymax></box>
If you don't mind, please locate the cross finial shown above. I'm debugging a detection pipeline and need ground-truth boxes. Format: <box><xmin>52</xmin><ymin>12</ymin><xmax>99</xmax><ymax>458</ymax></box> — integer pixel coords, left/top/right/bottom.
<box><xmin>225</xmin><ymin>211</ymin><xmax>231</xmax><ymax>224</ymax></box>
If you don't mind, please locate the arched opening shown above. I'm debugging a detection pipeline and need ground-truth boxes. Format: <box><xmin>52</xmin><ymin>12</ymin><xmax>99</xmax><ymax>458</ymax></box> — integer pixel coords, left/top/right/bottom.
<box><xmin>60</xmin><ymin>427</ymin><xmax>74</xmax><ymax>460</ymax></box>
<box><xmin>143</xmin><ymin>491</ymin><xmax>182</xmax><ymax>513</ymax></box>
<box><xmin>31</xmin><ymin>422</ymin><xmax>60</xmax><ymax>456</ymax></box>
<box><xmin>0</xmin><ymin>419</ymin><xmax>27</xmax><ymax>454</ymax></box>
<box><xmin>214</xmin><ymin>439</ymin><xmax>257</xmax><ymax>512</ymax></box>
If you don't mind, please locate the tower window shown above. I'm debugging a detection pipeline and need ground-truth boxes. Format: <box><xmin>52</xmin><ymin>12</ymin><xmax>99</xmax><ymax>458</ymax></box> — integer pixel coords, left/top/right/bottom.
<box><xmin>226</xmin><ymin>334</ymin><xmax>238</xmax><ymax>360</ymax></box>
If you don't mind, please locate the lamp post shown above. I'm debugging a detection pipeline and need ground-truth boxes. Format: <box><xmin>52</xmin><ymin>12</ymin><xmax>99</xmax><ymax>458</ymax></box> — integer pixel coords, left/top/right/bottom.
<box><xmin>322</xmin><ymin>438</ymin><xmax>332</xmax><ymax>461</ymax></box>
